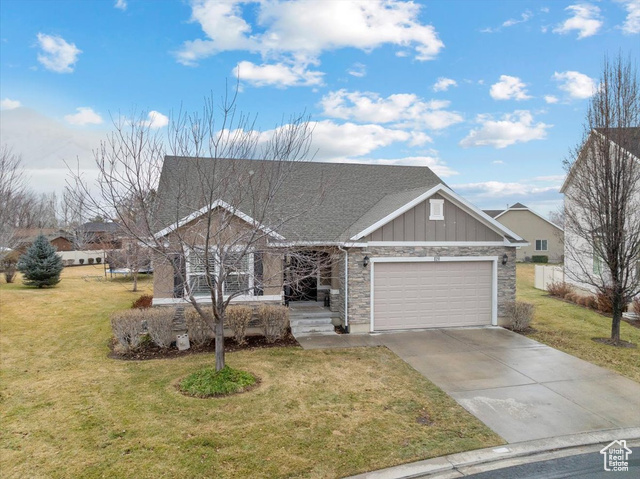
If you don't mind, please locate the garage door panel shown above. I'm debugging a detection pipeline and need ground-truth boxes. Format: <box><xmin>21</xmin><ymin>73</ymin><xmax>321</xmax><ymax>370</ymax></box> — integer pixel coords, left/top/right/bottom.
<box><xmin>373</xmin><ymin>261</ymin><xmax>492</xmax><ymax>330</ymax></box>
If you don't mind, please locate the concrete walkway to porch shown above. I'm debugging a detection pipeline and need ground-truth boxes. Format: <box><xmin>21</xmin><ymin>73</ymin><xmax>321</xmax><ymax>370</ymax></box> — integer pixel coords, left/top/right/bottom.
<box><xmin>298</xmin><ymin>327</ymin><xmax>640</xmax><ymax>444</ymax></box>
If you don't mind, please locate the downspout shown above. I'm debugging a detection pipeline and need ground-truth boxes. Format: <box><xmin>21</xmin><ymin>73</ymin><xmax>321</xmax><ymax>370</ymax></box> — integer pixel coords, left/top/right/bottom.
<box><xmin>338</xmin><ymin>245</ymin><xmax>349</xmax><ymax>333</ymax></box>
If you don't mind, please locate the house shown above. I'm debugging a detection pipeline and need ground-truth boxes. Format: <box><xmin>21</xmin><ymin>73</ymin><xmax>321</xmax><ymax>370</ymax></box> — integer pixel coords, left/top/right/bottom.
<box><xmin>13</xmin><ymin>228</ymin><xmax>74</xmax><ymax>253</ymax></box>
<box><xmin>77</xmin><ymin>221</ymin><xmax>123</xmax><ymax>250</ymax></box>
<box><xmin>484</xmin><ymin>203</ymin><xmax>563</xmax><ymax>263</ymax></box>
<box><xmin>152</xmin><ymin>157</ymin><xmax>526</xmax><ymax>333</ymax></box>
<box><xmin>561</xmin><ymin>127</ymin><xmax>640</xmax><ymax>296</ymax></box>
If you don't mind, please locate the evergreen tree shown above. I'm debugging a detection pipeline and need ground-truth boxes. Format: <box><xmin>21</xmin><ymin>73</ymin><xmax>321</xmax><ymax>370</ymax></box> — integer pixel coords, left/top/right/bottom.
<box><xmin>17</xmin><ymin>234</ymin><xmax>64</xmax><ymax>288</ymax></box>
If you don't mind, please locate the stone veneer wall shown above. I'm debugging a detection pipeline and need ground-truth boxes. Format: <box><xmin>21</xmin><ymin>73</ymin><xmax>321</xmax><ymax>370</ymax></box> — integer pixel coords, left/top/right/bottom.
<box><xmin>346</xmin><ymin>246</ymin><xmax>516</xmax><ymax>333</ymax></box>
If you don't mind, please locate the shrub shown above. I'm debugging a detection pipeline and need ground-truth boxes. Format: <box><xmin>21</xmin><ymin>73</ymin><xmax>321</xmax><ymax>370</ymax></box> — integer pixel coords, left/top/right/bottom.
<box><xmin>79</xmin><ymin>258</ymin><xmax>85</xmax><ymax>265</ymax></box>
<box><xmin>184</xmin><ymin>308</ymin><xmax>214</xmax><ymax>346</ymax></box>
<box><xmin>532</xmin><ymin>255</ymin><xmax>549</xmax><ymax>263</ymax></box>
<box><xmin>132</xmin><ymin>294</ymin><xmax>153</xmax><ymax>309</ymax></box>
<box><xmin>2</xmin><ymin>256</ymin><xmax>18</xmax><ymax>283</ymax></box>
<box><xmin>547</xmin><ymin>281</ymin><xmax>574</xmax><ymax>298</ymax></box>
<box><xmin>633</xmin><ymin>298</ymin><xmax>640</xmax><ymax>316</ymax></box>
<box><xmin>564</xmin><ymin>292</ymin><xmax>579</xmax><ymax>304</ymax></box>
<box><xmin>111</xmin><ymin>307</ymin><xmax>176</xmax><ymax>351</ymax></box>
<box><xmin>584</xmin><ymin>295</ymin><xmax>598</xmax><ymax>310</ymax></box>
<box><xmin>258</xmin><ymin>304</ymin><xmax>289</xmax><ymax>343</ymax></box>
<box><xmin>226</xmin><ymin>305</ymin><xmax>253</xmax><ymax>345</ymax></box>
<box><xmin>179</xmin><ymin>366</ymin><xmax>256</xmax><ymax>398</ymax></box>
<box><xmin>65</xmin><ymin>259</ymin><xmax>74</xmax><ymax>266</ymax></box>
<box><xmin>88</xmin><ymin>258</ymin><xmax>95</xmax><ymax>265</ymax></box>
<box><xmin>504</xmin><ymin>301</ymin><xmax>535</xmax><ymax>332</ymax></box>
<box><xmin>596</xmin><ymin>291</ymin><xmax>613</xmax><ymax>314</ymax></box>
<box><xmin>96</xmin><ymin>257</ymin><xmax>102</xmax><ymax>264</ymax></box>
<box><xmin>17</xmin><ymin>235</ymin><xmax>64</xmax><ymax>288</ymax></box>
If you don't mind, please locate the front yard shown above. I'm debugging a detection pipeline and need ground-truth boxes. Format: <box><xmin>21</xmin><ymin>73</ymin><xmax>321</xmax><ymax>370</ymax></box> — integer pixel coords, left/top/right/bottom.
<box><xmin>0</xmin><ymin>266</ymin><xmax>501</xmax><ymax>479</ymax></box>
<box><xmin>517</xmin><ymin>264</ymin><xmax>640</xmax><ymax>383</ymax></box>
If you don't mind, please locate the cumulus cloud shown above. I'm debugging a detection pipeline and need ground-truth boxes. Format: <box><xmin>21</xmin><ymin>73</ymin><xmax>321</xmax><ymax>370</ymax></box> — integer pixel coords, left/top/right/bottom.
<box><xmin>553</xmin><ymin>71</ymin><xmax>597</xmax><ymax>99</ymax></box>
<box><xmin>615</xmin><ymin>0</ymin><xmax>640</xmax><ymax>34</ymax></box>
<box><xmin>64</xmin><ymin>107</ymin><xmax>103</xmax><ymax>126</ymax></box>
<box><xmin>347</xmin><ymin>63</ymin><xmax>366</xmax><ymax>78</ymax></box>
<box><xmin>36</xmin><ymin>33</ymin><xmax>81</xmax><ymax>73</ymax></box>
<box><xmin>320</xmin><ymin>89</ymin><xmax>463</xmax><ymax>130</ymax></box>
<box><xmin>1</xmin><ymin>98</ymin><xmax>21</xmax><ymax>110</ymax></box>
<box><xmin>490</xmin><ymin>75</ymin><xmax>531</xmax><ymax>101</ymax></box>
<box><xmin>553</xmin><ymin>3</ymin><xmax>602</xmax><ymax>39</ymax></box>
<box><xmin>433</xmin><ymin>77</ymin><xmax>457</xmax><ymax>92</ymax></box>
<box><xmin>232</xmin><ymin>60</ymin><xmax>324</xmax><ymax>87</ymax></box>
<box><xmin>176</xmin><ymin>0</ymin><xmax>444</xmax><ymax>85</ymax></box>
<box><xmin>114</xmin><ymin>0</ymin><xmax>127</xmax><ymax>10</ymax></box>
<box><xmin>544</xmin><ymin>95</ymin><xmax>559</xmax><ymax>104</ymax></box>
<box><xmin>459</xmin><ymin>110</ymin><xmax>551</xmax><ymax>149</ymax></box>
<box><xmin>141</xmin><ymin>110</ymin><xmax>169</xmax><ymax>129</ymax></box>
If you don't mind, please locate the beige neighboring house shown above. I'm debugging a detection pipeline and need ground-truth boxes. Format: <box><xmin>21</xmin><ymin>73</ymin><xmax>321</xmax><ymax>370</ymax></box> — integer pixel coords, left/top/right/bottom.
<box><xmin>484</xmin><ymin>203</ymin><xmax>564</xmax><ymax>263</ymax></box>
<box><xmin>152</xmin><ymin>157</ymin><xmax>527</xmax><ymax>333</ymax></box>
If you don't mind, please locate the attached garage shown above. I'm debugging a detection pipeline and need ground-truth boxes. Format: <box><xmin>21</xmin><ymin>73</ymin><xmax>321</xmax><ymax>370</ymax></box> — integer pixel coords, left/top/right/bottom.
<box><xmin>371</xmin><ymin>258</ymin><xmax>496</xmax><ymax>331</ymax></box>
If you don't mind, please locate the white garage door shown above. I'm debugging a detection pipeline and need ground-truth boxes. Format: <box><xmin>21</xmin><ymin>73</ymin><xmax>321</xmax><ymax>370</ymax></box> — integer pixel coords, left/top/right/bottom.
<box><xmin>372</xmin><ymin>260</ymin><xmax>493</xmax><ymax>330</ymax></box>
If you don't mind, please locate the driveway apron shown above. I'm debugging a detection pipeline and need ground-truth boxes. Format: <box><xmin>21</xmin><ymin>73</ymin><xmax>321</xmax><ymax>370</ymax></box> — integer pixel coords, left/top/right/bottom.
<box><xmin>299</xmin><ymin>328</ymin><xmax>640</xmax><ymax>443</ymax></box>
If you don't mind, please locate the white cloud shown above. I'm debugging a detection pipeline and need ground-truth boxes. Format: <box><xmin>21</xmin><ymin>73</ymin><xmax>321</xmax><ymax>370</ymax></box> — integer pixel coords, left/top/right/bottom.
<box><xmin>553</xmin><ymin>71</ymin><xmax>597</xmax><ymax>99</ymax></box>
<box><xmin>114</xmin><ymin>0</ymin><xmax>127</xmax><ymax>10</ymax></box>
<box><xmin>232</xmin><ymin>60</ymin><xmax>324</xmax><ymax>87</ymax></box>
<box><xmin>141</xmin><ymin>110</ymin><xmax>169</xmax><ymax>129</ymax></box>
<box><xmin>433</xmin><ymin>77</ymin><xmax>457</xmax><ymax>92</ymax></box>
<box><xmin>176</xmin><ymin>0</ymin><xmax>444</xmax><ymax>74</ymax></box>
<box><xmin>544</xmin><ymin>95</ymin><xmax>559</xmax><ymax>104</ymax></box>
<box><xmin>320</xmin><ymin>89</ymin><xmax>463</xmax><ymax>130</ymax></box>
<box><xmin>490</xmin><ymin>75</ymin><xmax>531</xmax><ymax>101</ymax></box>
<box><xmin>331</xmin><ymin>155</ymin><xmax>458</xmax><ymax>177</ymax></box>
<box><xmin>460</xmin><ymin>110</ymin><xmax>551</xmax><ymax>149</ymax></box>
<box><xmin>553</xmin><ymin>3</ymin><xmax>602</xmax><ymax>39</ymax></box>
<box><xmin>64</xmin><ymin>107</ymin><xmax>103</xmax><ymax>126</ymax></box>
<box><xmin>1</xmin><ymin>98</ymin><xmax>21</xmax><ymax>110</ymax></box>
<box><xmin>347</xmin><ymin>63</ymin><xmax>366</xmax><ymax>78</ymax></box>
<box><xmin>502</xmin><ymin>10</ymin><xmax>533</xmax><ymax>27</ymax></box>
<box><xmin>453</xmin><ymin>181</ymin><xmax>559</xmax><ymax>198</ymax></box>
<box><xmin>615</xmin><ymin>0</ymin><xmax>640</xmax><ymax>34</ymax></box>
<box><xmin>36</xmin><ymin>33</ymin><xmax>81</xmax><ymax>73</ymax></box>
<box><xmin>492</xmin><ymin>160</ymin><xmax>505</xmax><ymax>165</ymax></box>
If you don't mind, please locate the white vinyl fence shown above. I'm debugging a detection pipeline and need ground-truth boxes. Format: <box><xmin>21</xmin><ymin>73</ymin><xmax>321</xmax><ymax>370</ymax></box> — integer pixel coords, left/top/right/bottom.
<box><xmin>534</xmin><ymin>265</ymin><xmax>564</xmax><ymax>291</ymax></box>
<box><xmin>58</xmin><ymin>250</ymin><xmax>108</xmax><ymax>266</ymax></box>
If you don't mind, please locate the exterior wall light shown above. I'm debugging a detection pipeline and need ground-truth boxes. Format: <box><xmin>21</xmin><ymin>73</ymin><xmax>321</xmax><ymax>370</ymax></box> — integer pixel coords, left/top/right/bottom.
<box><xmin>502</xmin><ymin>253</ymin><xmax>508</xmax><ymax>265</ymax></box>
<box><xmin>363</xmin><ymin>255</ymin><xmax>370</xmax><ymax>268</ymax></box>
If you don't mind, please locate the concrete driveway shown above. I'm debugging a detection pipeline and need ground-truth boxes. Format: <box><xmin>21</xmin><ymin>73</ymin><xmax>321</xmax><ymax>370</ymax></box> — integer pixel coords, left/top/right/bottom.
<box><xmin>298</xmin><ymin>328</ymin><xmax>640</xmax><ymax>443</ymax></box>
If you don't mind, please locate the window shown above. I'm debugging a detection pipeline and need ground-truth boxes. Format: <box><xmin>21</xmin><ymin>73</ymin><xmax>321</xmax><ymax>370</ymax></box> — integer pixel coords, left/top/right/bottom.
<box><xmin>535</xmin><ymin>239</ymin><xmax>548</xmax><ymax>251</ymax></box>
<box><xmin>187</xmin><ymin>248</ymin><xmax>254</xmax><ymax>297</ymax></box>
<box><xmin>429</xmin><ymin>199</ymin><xmax>444</xmax><ymax>221</ymax></box>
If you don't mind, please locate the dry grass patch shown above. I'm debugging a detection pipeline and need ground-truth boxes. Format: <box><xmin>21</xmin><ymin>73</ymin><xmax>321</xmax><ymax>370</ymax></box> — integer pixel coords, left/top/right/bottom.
<box><xmin>517</xmin><ymin>264</ymin><xmax>640</xmax><ymax>382</ymax></box>
<box><xmin>1</xmin><ymin>265</ymin><xmax>502</xmax><ymax>478</ymax></box>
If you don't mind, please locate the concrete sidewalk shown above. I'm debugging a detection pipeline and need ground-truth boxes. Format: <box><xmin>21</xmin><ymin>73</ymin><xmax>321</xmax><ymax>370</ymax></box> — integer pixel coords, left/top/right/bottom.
<box><xmin>344</xmin><ymin>427</ymin><xmax>640</xmax><ymax>479</ymax></box>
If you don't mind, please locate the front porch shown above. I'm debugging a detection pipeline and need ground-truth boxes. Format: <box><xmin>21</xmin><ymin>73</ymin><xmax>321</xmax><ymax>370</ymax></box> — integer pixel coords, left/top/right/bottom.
<box><xmin>288</xmin><ymin>301</ymin><xmax>341</xmax><ymax>338</ymax></box>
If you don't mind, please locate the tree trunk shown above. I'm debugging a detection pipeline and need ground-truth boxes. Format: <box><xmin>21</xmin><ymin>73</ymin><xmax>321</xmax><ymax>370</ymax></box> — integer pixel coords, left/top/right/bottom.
<box><xmin>611</xmin><ymin>297</ymin><xmax>623</xmax><ymax>344</ymax></box>
<box><xmin>132</xmin><ymin>271</ymin><xmax>138</xmax><ymax>292</ymax></box>
<box><xmin>215</xmin><ymin>317</ymin><xmax>225</xmax><ymax>371</ymax></box>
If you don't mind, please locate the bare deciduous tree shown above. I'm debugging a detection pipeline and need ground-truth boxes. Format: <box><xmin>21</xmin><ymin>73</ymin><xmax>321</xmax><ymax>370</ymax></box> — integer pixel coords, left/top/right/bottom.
<box><xmin>0</xmin><ymin>145</ymin><xmax>27</xmax><ymax>255</ymax></box>
<box><xmin>69</xmin><ymin>92</ymin><xmax>326</xmax><ymax>370</ymax></box>
<box><xmin>563</xmin><ymin>54</ymin><xmax>640</xmax><ymax>344</ymax></box>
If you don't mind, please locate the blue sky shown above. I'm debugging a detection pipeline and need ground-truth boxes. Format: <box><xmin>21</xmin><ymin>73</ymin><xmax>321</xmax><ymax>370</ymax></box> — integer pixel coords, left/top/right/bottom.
<box><xmin>1</xmin><ymin>0</ymin><xmax>638</xmax><ymax>218</ymax></box>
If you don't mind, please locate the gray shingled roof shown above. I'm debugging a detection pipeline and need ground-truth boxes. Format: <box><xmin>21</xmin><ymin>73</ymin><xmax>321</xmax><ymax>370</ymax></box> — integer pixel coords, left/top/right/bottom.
<box><xmin>509</xmin><ymin>202</ymin><xmax>528</xmax><ymax>209</ymax></box>
<box><xmin>482</xmin><ymin>209</ymin><xmax>504</xmax><ymax>218</ymax></box>
<box><xmin>596</xmin><ymin>127</ymin><xmax>640</xmax><ymax>159</ymax></box>
<box><xmin>154</xmin><ymin>157</ymin><xmax>445</xmax><ymax>242</ymax></box>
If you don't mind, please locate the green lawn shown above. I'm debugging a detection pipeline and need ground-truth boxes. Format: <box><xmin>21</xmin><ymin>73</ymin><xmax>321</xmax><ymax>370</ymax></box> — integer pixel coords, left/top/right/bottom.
<box><xmin>517</xmin><ymin>264</ymin><xmax>640</xmax><ymax>383</ymax></box>
<box><xmin>0</xmin><ymin>266</ymin><xmax>502</xmax><ymax>479</ymax></box>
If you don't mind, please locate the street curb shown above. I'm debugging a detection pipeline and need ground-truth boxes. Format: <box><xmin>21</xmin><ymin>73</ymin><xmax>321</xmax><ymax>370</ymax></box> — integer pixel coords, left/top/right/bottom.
<box><xmin>344</xmin><ymin>427</ymin><xmax>640</xmax><ymax>479</ymax></box>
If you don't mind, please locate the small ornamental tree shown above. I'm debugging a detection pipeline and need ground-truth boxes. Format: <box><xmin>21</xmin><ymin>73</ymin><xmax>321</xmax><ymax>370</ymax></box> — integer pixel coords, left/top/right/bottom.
<box><xmin>17</xmin><ymin>234</ymin><xmax>64</xmax><ymax>288</ymax></box>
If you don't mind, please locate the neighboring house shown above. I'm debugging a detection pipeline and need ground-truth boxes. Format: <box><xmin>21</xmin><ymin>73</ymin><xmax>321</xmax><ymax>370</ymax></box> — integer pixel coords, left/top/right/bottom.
<box><xmin>152</xmin><ymin>157</ymin><xmax>526</xmax><ymax>333</ymax></box>
<box><xmin>484</xmin><ymin>203</ymin><xmax>564</xmax><ymax>263</ymax></box>
<box><xmin>77</xmin><ymin>221</ymin><xmax>123</xmax><ymax>250</ymax></box>
<box><xmin>561</xmin><ymin>127</ymin><xmax>640</xmax><ymax>296</ymax></box>
<box><xmin>13</xmin><ymin>228</ymin><xmax>74</xmax><ymax>253</ymax></box>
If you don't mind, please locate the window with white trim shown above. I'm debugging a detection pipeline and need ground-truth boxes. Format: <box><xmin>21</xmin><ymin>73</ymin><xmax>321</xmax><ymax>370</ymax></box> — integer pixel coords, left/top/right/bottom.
<box><xmin>187</xmin><ymin>248</ymin><xmax>254</xmax><ymax>297</ymax></box>
<box><xmin>535</xmin><ymin>239</ymin><xmax>548</xmax><ymax>251</ymax></box>
<box><xmin>429</xmin><ymin>199</ymin><xmax>444</xmax><ymax>221</ymax></box>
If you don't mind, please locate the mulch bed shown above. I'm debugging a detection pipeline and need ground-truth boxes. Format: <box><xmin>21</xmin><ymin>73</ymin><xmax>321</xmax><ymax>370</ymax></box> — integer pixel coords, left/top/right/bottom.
<box><xmin>109</xmin><ymin>333</ymin><xmax>300</xmax><ymax>361</ymax></box>
<box><xmin>592</xmin><ymin>337</ymin><xmax>637</xmax><ymax>348</ymax></box>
